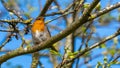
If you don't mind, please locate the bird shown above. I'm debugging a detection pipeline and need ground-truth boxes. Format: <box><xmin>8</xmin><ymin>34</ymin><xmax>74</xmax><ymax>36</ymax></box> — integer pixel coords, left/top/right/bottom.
<box><xmin>31</xmin><ymin>16</ymin><xmax>57</xmax><ymax>51</ymax></box>
<box><xmin>31</xmin><ymin>17</ymin><xmax>57</xmax><ymax>68</ymax></box>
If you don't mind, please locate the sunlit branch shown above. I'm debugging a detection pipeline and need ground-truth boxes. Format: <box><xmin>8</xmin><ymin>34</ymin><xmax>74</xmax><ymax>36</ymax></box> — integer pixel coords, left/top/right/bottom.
<box><xmin>89</xmin><ymin>2</ymin><xmax>120</xmax><ymax>21</ymax></box>
<box><xmin>0</xmin><ymin>18</ymin><xmax>32</xmax><ymax>24</ymax></box>
<box><xmin>58</xmin><ymin>28</ymin><xmax>120</xmax><ymax>67</ymax></box>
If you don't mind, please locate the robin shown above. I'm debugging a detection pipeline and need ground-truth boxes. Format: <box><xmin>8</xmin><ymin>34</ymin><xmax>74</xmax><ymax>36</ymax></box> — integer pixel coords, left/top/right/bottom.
<box><xmin>31</xmin><ymin>17</ymin><xmax>57</xmax><ymax>68</ymax></box>
<box><xmin>31</xmin><ymin>17</ymin><xmax>57</xmax><ymax>51</ymax></box>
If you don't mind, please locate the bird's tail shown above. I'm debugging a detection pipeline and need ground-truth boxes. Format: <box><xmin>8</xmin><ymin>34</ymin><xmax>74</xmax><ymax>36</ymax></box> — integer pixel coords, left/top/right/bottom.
<box><xmin>31</xmin><ymin>52</ymin><xmax>39</xmax><ymax>68</ymax></box>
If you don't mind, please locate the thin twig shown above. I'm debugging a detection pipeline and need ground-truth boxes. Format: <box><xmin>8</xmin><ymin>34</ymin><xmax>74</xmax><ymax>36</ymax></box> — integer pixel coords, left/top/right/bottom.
<box><xmin>0</xmin><ymin>33</ymin><xmax>12</xmax><ymax>50</ymax></box>
<box><xmin>0</xmin><ymin>29</ymin><xmax>14</xmax><ymax>32</ymax></box>
<box><xmin>1</xmin><ymin>0</ymin><xmax>24</xmax><ymax>20</ymax></box>
<box><xmin>112</xmin><ymin>54</ymin><xmax>120</xmax><ymax>62</ymax></box>
<box><xmin>38</xmin><ymin>61</ymin><xmax>44</xmax><ymax>68</ymax></box>
<box><xmin>45</xmin><ymin>11</ymin><xmax>74</xmax><ymax>24</ymax></box>
<box><xmin>45</xmin><ymin>0</ymin><xmax>74</xmax><ymax>16</ymax></box>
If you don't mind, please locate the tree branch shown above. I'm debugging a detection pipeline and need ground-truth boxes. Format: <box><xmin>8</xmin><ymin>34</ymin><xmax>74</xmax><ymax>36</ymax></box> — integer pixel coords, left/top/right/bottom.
<box><xmin>38</xmin><ymin>0</ymin><xmax>54</xmax><ymax>17</ymax></box>
<box><xmin>89</xmin><ymin>2</ymin><xmax>120</xmax><ymax>21</ymax></box>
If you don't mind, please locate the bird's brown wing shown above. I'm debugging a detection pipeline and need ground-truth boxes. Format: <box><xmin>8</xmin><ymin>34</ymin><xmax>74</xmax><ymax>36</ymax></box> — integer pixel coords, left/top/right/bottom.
<box><xmin>44</xmin><ymin>26</ymin><xmax>58</xmax><ymax>52</ymax></box>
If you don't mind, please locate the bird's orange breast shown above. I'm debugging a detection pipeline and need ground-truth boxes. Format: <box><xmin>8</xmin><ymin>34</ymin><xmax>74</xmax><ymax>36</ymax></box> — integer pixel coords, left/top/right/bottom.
<box><xmin>31</xmin><ymin>20</ymin><xmax>45</xmax><ymax>33</ymax></box>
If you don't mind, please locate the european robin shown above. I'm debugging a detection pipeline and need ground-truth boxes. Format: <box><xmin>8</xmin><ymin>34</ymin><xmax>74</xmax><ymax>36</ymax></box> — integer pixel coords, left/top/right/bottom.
<box><xmin>31</xmin><ymin>17</ymin><xmax>57</xmax><ymax>51</ymax></box>
<box><xmin>31</xmin><ymin>17</ymin><xmax>57</xmax><ymax>68</ymax></box>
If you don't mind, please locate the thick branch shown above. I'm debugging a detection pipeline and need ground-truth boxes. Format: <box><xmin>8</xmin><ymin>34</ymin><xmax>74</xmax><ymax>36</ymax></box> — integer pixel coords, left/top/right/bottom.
<box><xmin>38</xmin><ymin>0</ymin><xmax>54</xmax><ymax>17</ymax></box>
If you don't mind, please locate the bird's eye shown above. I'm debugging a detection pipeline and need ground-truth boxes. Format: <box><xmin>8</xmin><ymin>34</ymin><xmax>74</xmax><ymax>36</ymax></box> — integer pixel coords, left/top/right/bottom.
<box><xmin>36</xmin><ymin>17</ymin><xmax>44</xmax><ymax>20</ymax></box>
